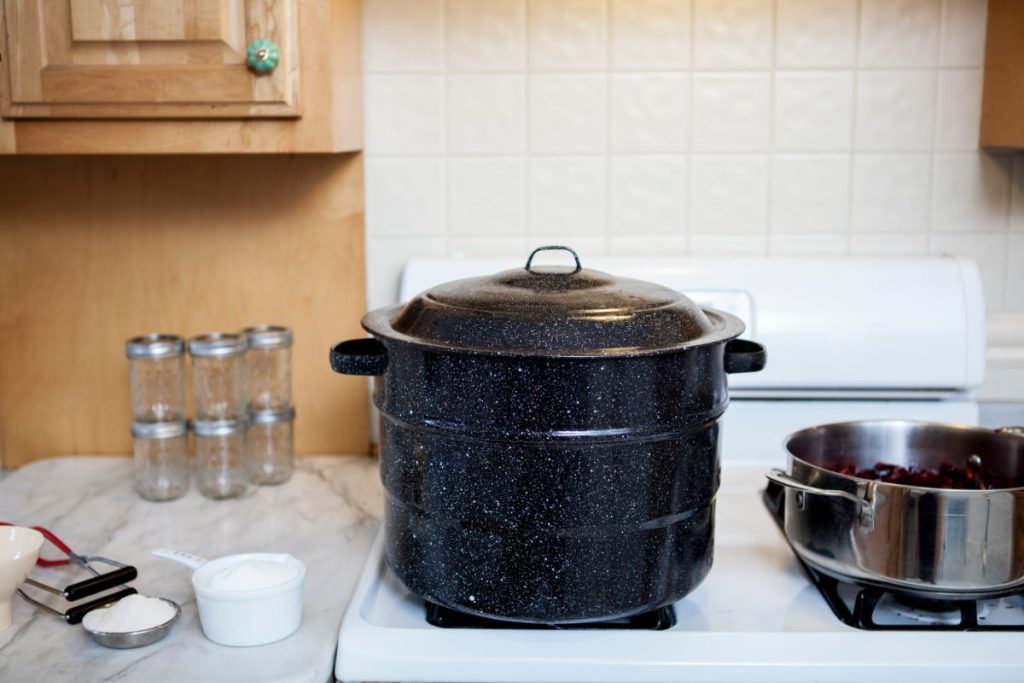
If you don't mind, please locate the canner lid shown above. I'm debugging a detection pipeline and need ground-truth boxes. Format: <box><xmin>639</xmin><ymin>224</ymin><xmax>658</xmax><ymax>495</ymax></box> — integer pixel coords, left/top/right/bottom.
<box><xmin>363</xmin><ymin>246</ymin><xmax>744</xmax><ymax>357</ymax></box>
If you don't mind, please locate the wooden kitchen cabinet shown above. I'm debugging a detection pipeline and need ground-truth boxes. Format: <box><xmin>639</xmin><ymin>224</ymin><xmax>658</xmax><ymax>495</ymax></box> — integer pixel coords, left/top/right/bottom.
<box><xmin>0</xmin><ymin>0</ymin><xmax>361</xmax><ymax>153</ymax></box>
<box><xmin>981</xmin><ymin>0</ymin><xmax>1024</xmax><ymax>148</ymax></box>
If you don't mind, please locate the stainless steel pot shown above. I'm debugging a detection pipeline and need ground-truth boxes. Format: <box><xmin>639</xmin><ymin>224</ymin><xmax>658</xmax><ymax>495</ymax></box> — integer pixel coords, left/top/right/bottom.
<box><xmin>766</xmin><ymin>420</ymin><xmax>1024</xmax><ymax>599</ymax></box>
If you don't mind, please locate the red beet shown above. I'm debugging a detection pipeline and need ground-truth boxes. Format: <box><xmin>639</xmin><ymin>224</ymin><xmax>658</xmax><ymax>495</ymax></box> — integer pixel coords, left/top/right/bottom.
<box><xmin>839</xmin><ymin>460</ymin><xmax>990</xmax><ymax>490</ymax></box>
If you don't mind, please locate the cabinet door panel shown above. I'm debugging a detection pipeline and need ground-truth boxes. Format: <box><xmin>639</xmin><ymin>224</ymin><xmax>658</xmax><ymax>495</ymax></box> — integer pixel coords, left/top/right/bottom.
<box><xmin>1</xmin><ymin>0</ymin><xmax>299</xmax><ymax>118</ymax></box>
<box><xmin>69</xmin><ymin>0</ymin><xmax>231</xmax><ymax>42</ymax></box>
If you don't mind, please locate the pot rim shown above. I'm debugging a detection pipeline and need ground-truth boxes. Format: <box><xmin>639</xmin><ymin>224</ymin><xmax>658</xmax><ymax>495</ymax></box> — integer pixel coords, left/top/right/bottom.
<box><xmin>362</xmin><ymin>304</ymin><xmax>746</xmax><ymax>359</ymax></box>
<box><xmin>783</xmin><ymin>419</ymin><xmax>1024</xmax><ymax>494</ymax></box>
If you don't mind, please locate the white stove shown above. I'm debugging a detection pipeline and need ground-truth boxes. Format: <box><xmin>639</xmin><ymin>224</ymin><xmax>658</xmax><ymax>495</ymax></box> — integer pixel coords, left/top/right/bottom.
<box><xmin>337</xmin><ymin>256</ymin><xmax>1023</xmax><ymax>683</ymax></box>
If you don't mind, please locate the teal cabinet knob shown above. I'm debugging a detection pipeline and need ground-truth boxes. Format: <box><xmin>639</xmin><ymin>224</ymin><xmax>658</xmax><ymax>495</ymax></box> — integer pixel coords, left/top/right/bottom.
<box><xmin>247</xmin><ymin>38</ymin><xmax>280</xmax><ymax>73</ymax></box>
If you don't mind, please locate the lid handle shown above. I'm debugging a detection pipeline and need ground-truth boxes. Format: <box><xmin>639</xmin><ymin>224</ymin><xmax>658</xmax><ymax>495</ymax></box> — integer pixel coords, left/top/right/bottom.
<box><xmin>525</xmin><ymin>245</ymin><xmax>582</xmax><ymax>274</ymax></box>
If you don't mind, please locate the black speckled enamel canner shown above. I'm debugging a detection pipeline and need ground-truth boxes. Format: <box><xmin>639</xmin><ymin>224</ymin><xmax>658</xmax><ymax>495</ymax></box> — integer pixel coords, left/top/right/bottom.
<box><xmin>331</xmin><ymin>246</ymin><xmax>766</xmax><ymax>624</ymax></box>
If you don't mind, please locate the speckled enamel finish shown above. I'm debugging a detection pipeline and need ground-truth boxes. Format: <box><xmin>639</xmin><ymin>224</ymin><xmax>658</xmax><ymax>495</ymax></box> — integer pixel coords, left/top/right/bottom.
<box><xmin>373</xmin><ymin>343</ymin><xmax>725</xmax><ymax>623</ymax></box>
<box><xmin>331</xmin><ymin>252</ymin><xmax>764</xmax><ymax>623</ymax></box>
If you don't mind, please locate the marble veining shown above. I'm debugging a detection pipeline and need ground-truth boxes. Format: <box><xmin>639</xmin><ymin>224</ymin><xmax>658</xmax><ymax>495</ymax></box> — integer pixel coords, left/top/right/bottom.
<box><xmin>0</xmin><ymin>456</ymin><xmax>381</xmax><ymax>683</ymax></box>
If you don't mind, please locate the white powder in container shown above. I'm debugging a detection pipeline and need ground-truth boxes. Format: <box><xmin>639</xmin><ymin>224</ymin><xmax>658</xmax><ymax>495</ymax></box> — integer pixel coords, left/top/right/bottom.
<box><xmin>205</xmin><ymin>556</ymin><xmax>299</xmax><ymax>591</ymax></box>
<box><xmin>83</xmin><ymin>594</ymin><xmax>176</xmax><ymax>633</ymax></box>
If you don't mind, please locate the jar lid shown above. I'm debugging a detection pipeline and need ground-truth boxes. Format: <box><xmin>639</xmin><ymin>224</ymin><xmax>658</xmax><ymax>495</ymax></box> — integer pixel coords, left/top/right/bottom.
<box><xmin>242</xmin><ymin>325</ymin><xmax>293</xmax><ymax>349</ymax></box>
<box><xmin>192</xmin><ymin>418</ymin><xmax>248</xmax><ymax>437</ymax></box>
<box><xmin>131</xmin><ymin>420</ymin><xmax>188</xmax><ymax>439</ymax></box>
<box><xmin>250</xmin><ymin>407</ymin><xmax>296</xmax><ymax>424</ymax></box>
<box><xmin>125</xmin><ymin>334</ymin><xmax>184</xmax><ymax>359</ymax></box>
<box><xmin>188</xmin><ymin>333</ymin><xmax>248</xmax><ymax>358</ymax></box>
<box><xmin>364</xmin><ymin>245</ymin><xmax>745</xmax><ymax>357</ymax></box>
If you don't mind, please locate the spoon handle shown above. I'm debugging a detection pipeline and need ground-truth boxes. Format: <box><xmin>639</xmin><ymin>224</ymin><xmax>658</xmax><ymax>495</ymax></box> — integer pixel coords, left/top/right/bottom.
<box><xmin>151</xmin><ymin>548</ymin><xmax>208</xmax><ymax>570</ymax></box>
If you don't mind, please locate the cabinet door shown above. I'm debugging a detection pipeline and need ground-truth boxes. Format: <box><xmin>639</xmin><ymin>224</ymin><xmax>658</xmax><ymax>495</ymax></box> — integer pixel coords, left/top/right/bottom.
<box><xmin>0</xmin><ymin>0</ymin><xmax>299</xmax><ymax>118</ymax></box>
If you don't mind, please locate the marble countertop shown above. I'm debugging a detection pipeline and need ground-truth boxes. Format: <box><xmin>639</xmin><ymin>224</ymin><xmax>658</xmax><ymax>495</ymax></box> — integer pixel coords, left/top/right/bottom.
<box><xmin>0</xmin><ymin>455</ymin><xmax>382</xmax><ymax>683</ymax></box>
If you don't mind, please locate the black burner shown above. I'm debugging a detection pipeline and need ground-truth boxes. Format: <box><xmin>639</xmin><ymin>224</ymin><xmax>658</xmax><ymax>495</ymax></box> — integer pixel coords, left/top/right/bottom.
<box><xmin>425</xmin><ymin>601</ymin><xmax>676</xmax><ymax>630</ymax></box>
<box><xmin>763</xmin><ymin>479</ymin><xmax>1024</xmax><ymax>632</ymax></box>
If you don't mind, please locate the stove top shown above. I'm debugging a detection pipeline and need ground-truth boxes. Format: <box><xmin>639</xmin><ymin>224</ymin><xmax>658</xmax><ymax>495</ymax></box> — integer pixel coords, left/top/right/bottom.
<box><xmin>336</xmin><ymin>464</ymin><xmax>1024</xmax><ymax>683</ymax></box>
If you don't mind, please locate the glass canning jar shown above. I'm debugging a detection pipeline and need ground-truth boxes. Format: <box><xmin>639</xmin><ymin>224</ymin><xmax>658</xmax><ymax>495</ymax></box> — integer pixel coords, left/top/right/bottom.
<box><xmin>241</xmin><ymin>325</ymin><xmax>293</xmax><ymax>411</ymax></box>
<box><xmin>247</xmin><ymin>407</ymin><xmax>295</xmax><ymax>485</ymax></box>
<box><xmin>188</xmin><ymin>333</ymin><xmax>248</xmax><ymax>420</ymax></box>
<box><xmin>132</xmin><ymin>420</ymin><xmax>189</xmax><ymax>502</ymax></box>
<box><xmin>193</xmin><ymin>417</ymin><xmax>251</xmax><ymax>500</ymax></box>
<box><xmin>126</xmin><ymin>334</ymin><xmax>185</xmax><ymax>422</ymax></box>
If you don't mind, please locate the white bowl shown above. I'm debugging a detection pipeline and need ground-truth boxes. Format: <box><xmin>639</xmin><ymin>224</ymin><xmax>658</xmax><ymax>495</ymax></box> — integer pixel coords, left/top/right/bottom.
<box><xmin>0</xmin><ymin>527</ymin><xmax>43</xmax><ymax>632</ymax></box>
<box><xmin>191</xmin><ymin>553</ymin><xmax>306</xmax><ymax>647</ymax></box>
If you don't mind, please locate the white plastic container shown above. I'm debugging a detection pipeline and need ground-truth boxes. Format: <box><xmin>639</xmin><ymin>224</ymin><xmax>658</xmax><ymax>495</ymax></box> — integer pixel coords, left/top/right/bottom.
<box><xmin>153</xmin><ymin>549</ymin><xmax>305</xmax><ymax>647</ymax></box>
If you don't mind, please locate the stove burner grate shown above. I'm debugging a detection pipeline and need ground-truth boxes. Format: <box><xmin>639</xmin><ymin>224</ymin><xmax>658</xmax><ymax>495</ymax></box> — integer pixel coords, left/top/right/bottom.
<box><xmin>763</xmin><ymin>480</ymin><xmax>1024</xmax><ymax>632</ymax></box>
<box><xmin>425</xmin><ymin>601</ymin><xmax>676</xmax><ymax>630</ymax></box>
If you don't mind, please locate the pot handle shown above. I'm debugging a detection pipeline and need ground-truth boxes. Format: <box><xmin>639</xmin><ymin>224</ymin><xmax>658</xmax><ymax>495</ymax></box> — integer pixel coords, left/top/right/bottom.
<box><xmin>724</xmin><ymin>339</ymin><xmax>766</xmax><ymax>374</ymax></box>
<box><xmin>766</xmin><ymin>469</ymin><xmax>875</xmax><ymax>528</ymax></box>
<box><xmin>330</xmin><ymin>338</ymin><xmax>388</xmax><ymax>376</ymax></box>
<box><xmin>525</xmin><ymin>245</ymin><xmax>582</xmax><ymax>274</ymax></box>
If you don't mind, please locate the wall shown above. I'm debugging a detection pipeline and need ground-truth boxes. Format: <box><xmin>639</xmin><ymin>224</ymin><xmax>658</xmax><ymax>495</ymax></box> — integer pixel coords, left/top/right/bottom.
<box><xmin>0</xmin><ymin>155</ymin><xmax>368</xmax><ymax>467</ymax></box>
<box><xmin>361</xmin><ymin>0</ymin><xmax>1024</xmax><ymax>397</ymax></box>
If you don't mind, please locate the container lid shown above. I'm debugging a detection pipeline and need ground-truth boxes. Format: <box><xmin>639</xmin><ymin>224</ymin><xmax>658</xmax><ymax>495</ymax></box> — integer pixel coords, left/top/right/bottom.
<box><xmin>126</xmin><ymin>334</ymin><xmax>184</xmax><ymax>360</ymax></box>
<box><xmin>131</xmin><ymin>420</ymin><xmax>188</xmax><ymax>439</ymax></box>
<box><xmin>364</xmin><ymin>246</ymin><xmax>744</xmax><ymax>357</ymax></box>
<box><xmin>192</xmin><ymin>418</ymin><xmax>247</xmax><ymax>436</ymax></box>
<box><xmin>249</xmin><ymin>407</ymin><xmax>296</xmax><ymax>424</ymax></box>
<box><xmin>188</xmin><ymin>333</ymin><xmax>248</xmax><ymax>358</ymax></box>
<box><xmin>242</xmin><ymin>325</ymin><xmax>293</xmax><ymax>349</ymax></box>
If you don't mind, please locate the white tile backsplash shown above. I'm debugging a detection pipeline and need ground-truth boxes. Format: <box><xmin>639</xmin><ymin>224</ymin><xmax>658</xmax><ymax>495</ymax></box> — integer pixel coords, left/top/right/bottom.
<box><xmin>608</xmin><ymin>156</ymin><xmax>688</xmax><ymax>234</ymax></box>
<box><xmin>364</xmin><ymin>0</ymin><xmax>444</xmax><ymax>73</ymax></box>
<box><xmin>1007</xmin><ymin>234</ymin><xmax>1024</xmax><ymax>311</ymax></box>
<box><xmin>692</xmin><ymin>73</ymin><xmax>771</xmax><ymax>151</ymax></box>
<box><xmin>447</xmin><ymin>158</ymin><xmax>526</xmax><ymax>235</ymax></box>
<box><xmin>940</xmin><ymin>0</ymin><xmax>988</xmax><ymax>67</ymax></box>
<box><xmin>934</xmin><ymin>68</ymin><xmax>983</xmax><ymax>150</ymax></box>
<box><xmin>930</xmin><ymin>153</ymin><xmax>1011</xmax><ymax>232</ymax></box>
<box><xmin>363</xmin><ymin>0</ymin><xmax>1023</xmax><ymax>315</ymax></box>
<box><xmin>858</xmin><ymin>0</ymin><xmax>941</xmax><ymax>68</ymax></box>
<box><xmin>771</xmin><ymin>155</ymin><xmax>851</xmax><ymax>232</ymax></box>
<box><xmin>1013</xmin><ymin>157</ymin><xmax>1024</xmax><ymax>232</ymax></box>
<box><xmin>529</xmin><ymin>0</ymin><xmax>608</xmax><ymax>70</ymax></box>
<box><xmin>610</xmin><ymin>74</ymin><xmax>689</xmax><ymax>152</ymax></box>
<box><xmin>365</xmin><ymin>76</ymin><xmax>445</xmax><ymax>154</ymax></box>
<box><xmin>693</xmin><ymin>0</ymin><xmax>774</xmax><ymax>69</ymax></box>
<box><xmin>855</xmin><ymin>71</ymin><xmax>937</xmax><ymax>151</ymax></box>
<box><xmin>776</xmin><ymin>0</ymin><xmax>858</xmax><ymax>68</ymax></box>
<box><xmin>774</xmin><ymin>71</ymin><xmax>854</xmax><ymax>151</ymax></box>
<box><xmin>610</xmin><ymin>0</ymin><xmax>691</xmax><ymax>70</ymax></box>
<box><xmin>529</xmin><ymin>157</ymin><xmax>607</xmax><ymax>234</ymax></box>
<box><xmin>529</xmin><ymin>74</ymin><xmax>608</xmax><ymax>153</ymax></box>
<box><xmin>447</xmin><ymin>75</ymin><xmax>526</xmax><ymax>154</ymax></box>
<box><xmin>447</xmin><ymin>0</ymin><xmax>527</xmax><ymax>72</ymax></box>
<box><xmin>851</xmin><ymin>154</ymin><xmax>931</xmax><ymax>232</ymax></box>
<box><xmin>366</xmin><ymin>158</ymin><xmax>446</xmax><ymax>237</ymax></box>
<box><xmin>691</xmin><ymin>155</ymin><xmax>769</xmax><ymax>233</ymax></box>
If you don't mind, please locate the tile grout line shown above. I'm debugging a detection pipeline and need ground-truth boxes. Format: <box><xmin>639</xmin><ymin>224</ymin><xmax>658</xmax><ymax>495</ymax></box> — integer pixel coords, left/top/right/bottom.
<box><xmin>765</xmin><ymin>0</ymin><xmax>777</xmax><ymax>257</ymax></box>
<box><xmin>846</xmin><ymin>0</ymin><xmax>863</xmax><ymax>256</ymax></box>
<box><xmin>604</xmin><ymin>0</ymin><xmax>612</xmax><ymax>255</ymax></box>
<box><xmin>685</xmin><ymin>0</ymin><xmax>696</xmax><ymax>255</ymax></box>
<box><xmin>523</xmin><ymin>0</ymin><xmax>532</xmax><ymax>246</ymax></box>
<box><xmin>926</xmin><ymin>0</ymin><xmax>942</xmax><ymax>255</ymax></box>
<box><xmin>440</xmin><ymin>0</ymin><xmax>451</xmax><ymax>255</ymax></box>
